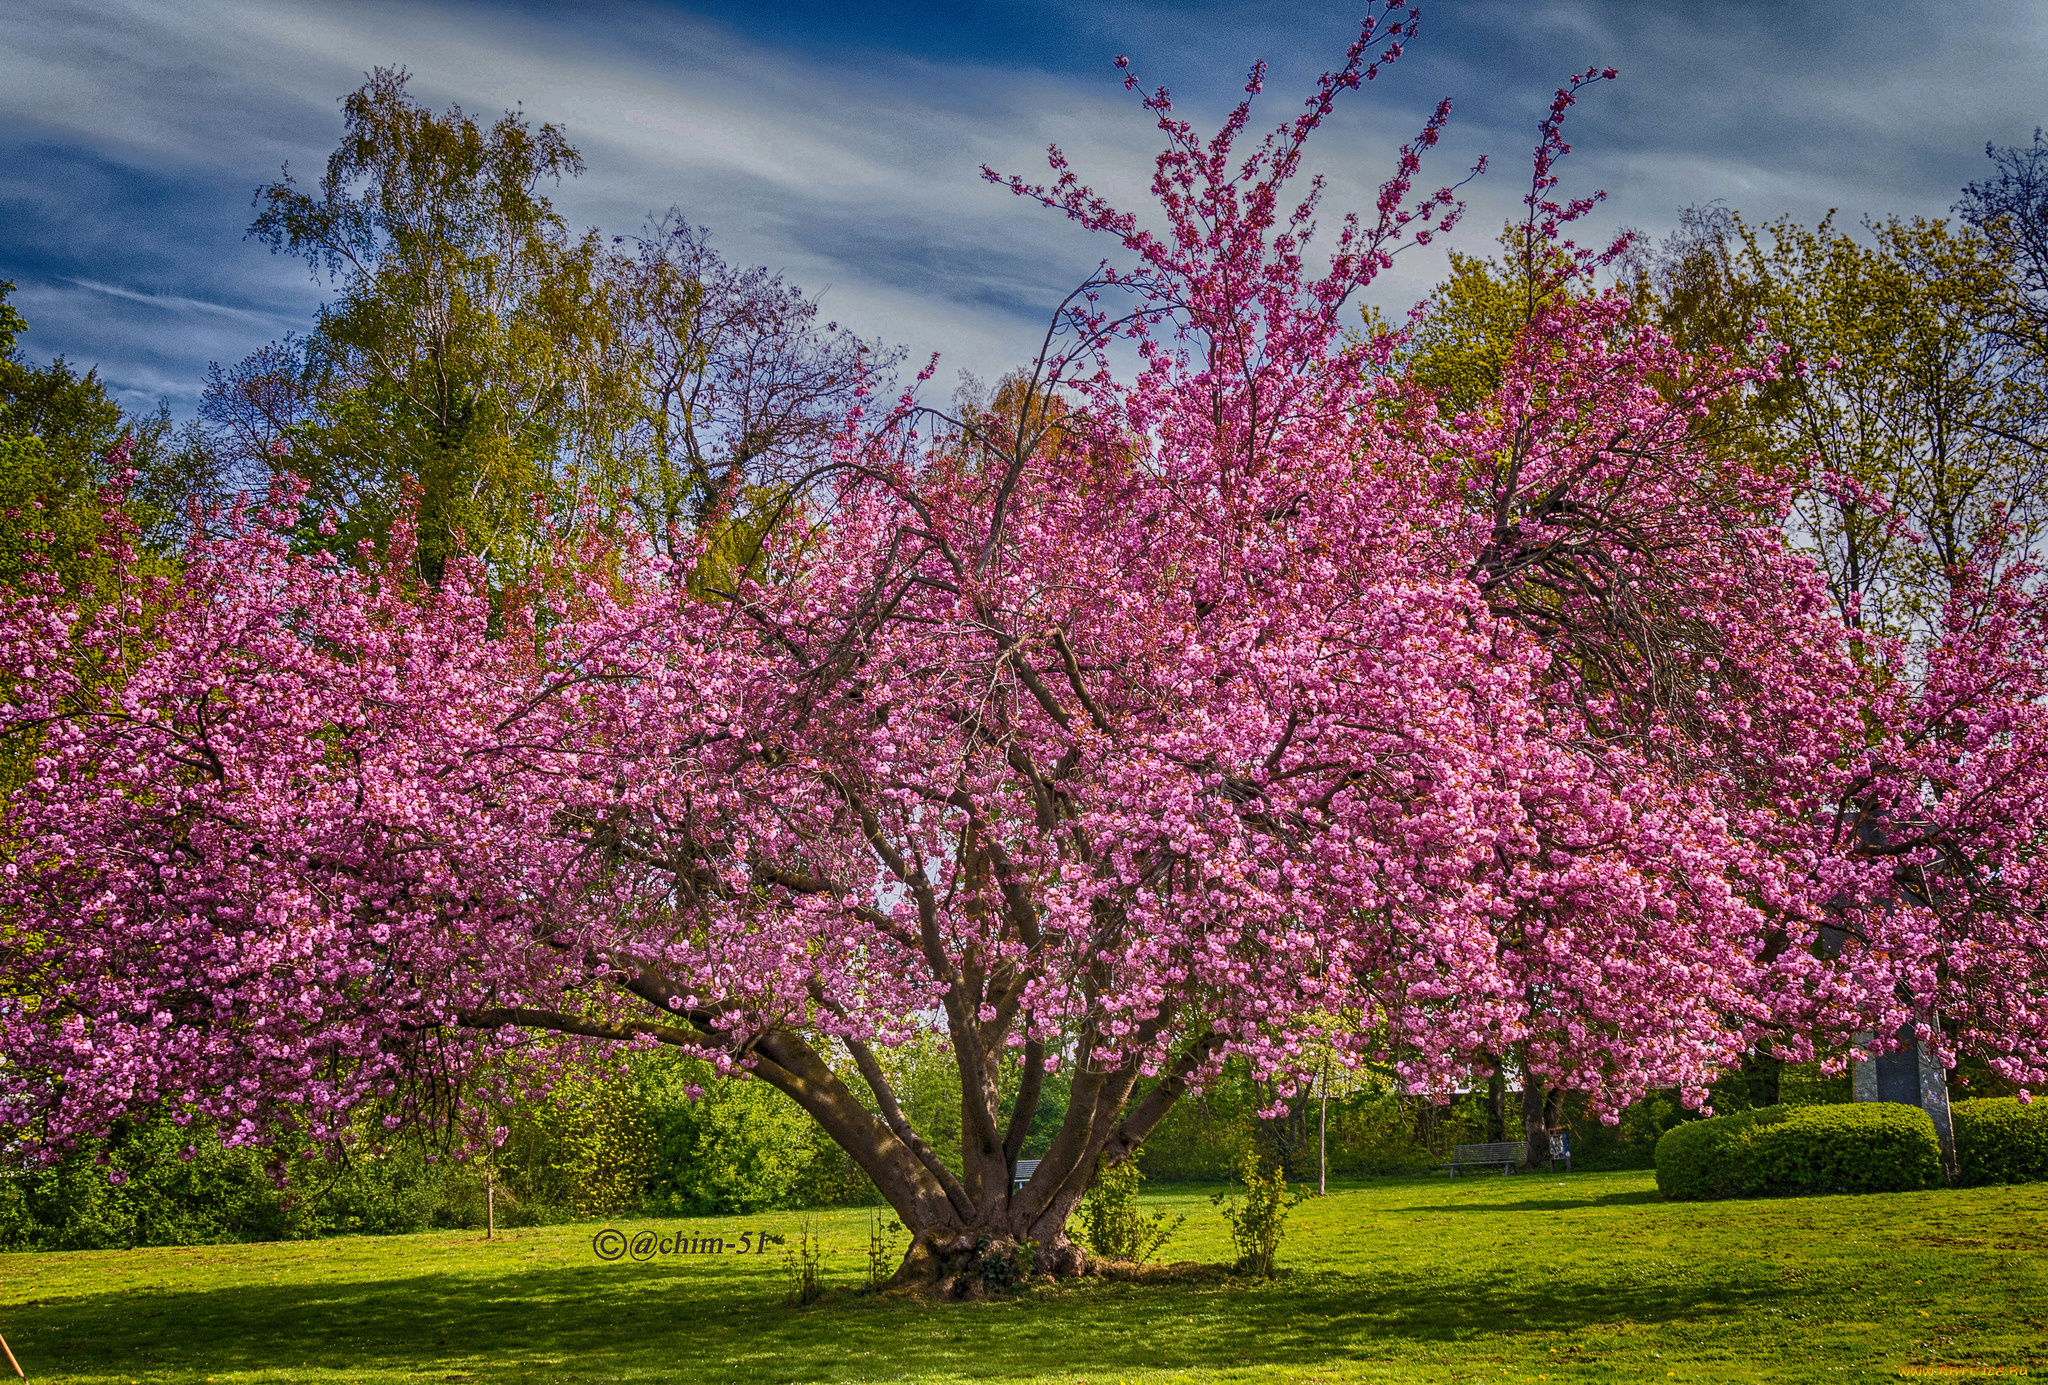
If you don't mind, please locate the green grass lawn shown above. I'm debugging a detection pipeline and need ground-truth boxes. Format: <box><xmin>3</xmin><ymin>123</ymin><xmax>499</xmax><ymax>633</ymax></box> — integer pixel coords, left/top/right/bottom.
<box><xmin>1</xmin><ymin>1169</ymin><xmax>2043</xmax><ymax>1384</ymax></box>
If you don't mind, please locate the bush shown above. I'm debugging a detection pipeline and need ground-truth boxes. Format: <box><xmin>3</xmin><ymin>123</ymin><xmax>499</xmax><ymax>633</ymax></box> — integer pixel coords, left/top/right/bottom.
<box><xmin>1655</xmin><ymin>1102</ymin><xmax>1942</xmax><ymax>1200</ymax></box>
<box><xmin>1076</xmin><ymin>1158</ymin><xmax>1183</xmax><ymax>1265</ymax></box>
<box><xmin>640</xmin><ymin>1063</ymin><xmax>813</xmax><ymax>1215</ymax></box>
<box><xmin>1952</xmin><ymin>1098</ymin><xmax>2048</xmax><ymax>1186</ymax></box>
<box><xmin>0</xmin><ymin>1122</ymin><xmax>304</xmax><ymax>1250</ymax></box>
<box><xmin>0</xmin><ymin>1120</ymin><xmax>523</xmax><ymax>1251</ymax></box>
<box><xmin>1563</xmin><ymin>1062</ymin><xmax>1853</xmax><ymax>1173</ymax></box>
<box><xmin>1212</xmin><ymin>1148</ymin><xmax>1306</xmax><ymax>1276</ymax></box>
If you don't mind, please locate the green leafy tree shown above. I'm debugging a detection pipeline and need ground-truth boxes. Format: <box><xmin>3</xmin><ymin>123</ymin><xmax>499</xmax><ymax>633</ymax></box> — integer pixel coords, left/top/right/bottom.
<box><xmin>1619</xmin><ymin>208</ymin><xmax>2048</xmax><ymax>644</ymax></box>
<box><xmin>247</xmin><ymin>68</ymin><xmax>642</xmax><ymax>581</ymax></box>
<box><xmin>231</xmin><ymin>73</ymin><xmax>880</xmax><ymax>592</ymax></box>
<box><xmin>0</xmin><ymin>284</ymin><xmax>133</xmax><ymax>591</ymax></box>
<box><xmin>1729</xmin><ymin>213</ymin><xmax>2048</xmax><ymax>640</ymax></box>
<box><xmin>1394</xmin><ymin>226</ymin><xmax>1596</xmax><ymax>416</ymax></box>
<box><xmin>0</xmin><ymin>283</ymin><xmax>239</xmax><ymax>815</ymax></box>
<box><xmin>1401</xmin><ymin>245</ymin><xmax>1538</xmax><ymax>412</ymax></box>
<box><xmin>0</xmin><ymin>283</ymin><xmax>236</xmax><ymax>585</ymax></box>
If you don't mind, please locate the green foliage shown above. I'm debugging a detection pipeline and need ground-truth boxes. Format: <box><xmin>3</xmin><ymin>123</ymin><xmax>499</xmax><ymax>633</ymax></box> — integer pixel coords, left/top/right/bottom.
<box><xmin>4</xmin><ymin>1048</ymin><xmax>1876</xmax><ymax>1251</ymax></box>
<box><xmin>1393</xmin><ymin>227</ymin><xmax>1593</xmax><ymax>416</ymax></box>
<box><xmin>1567</xmin><ymin>1059</ymin><xmax>1852</xmax><ymax>1172</ymax></box>
<box><xmin>0</xmin><ymin>282</ymin><xmax>231</xmax><ymax>587</ymax></box>
<box><xmin>555</xmin><ymin>1073</ymin><xmax>655</xmax><ymax>1218</ymax></box>
<box><xmin>1558</xmin><ymin>1088</ymin><xmax>1697</xmax><ymax>1171</ymax></box>
<box><xmin>1654</xmin><ymin>1102</ymin><xmax>1943</xmax><ymax>1201</ymax></box>
<box><xmin>1075</xmin><ymin>1158</ymin><xmax>1183</xmax><ymax>1266</ymax></box>
<box><xmin>0</xmin><ymin>310</ymin><xmax>123</xmax><ymax>478</ymax></box>
<box><xmin>0</xmin><ymin>1120</ymin><xmax>296</xmax><ymax>1250</ymax></box>
<box><xmin>882</xmin><ymin>1029</ymin><xmax>968</xmax><ymax>1171</ymax></box>
<box><xmin>1639</xmin><ymin>211</ymin><xmax>2048</xmax><ymax>643</ymax></box>
<box><xmin>1137</xmin><ymin>1059</ymin><xmax>1433</xmax><ymax>1182</ymax></box>
<box><xmin>780</xmin><ymin>1220</ymin><xmax>825</xmax><ymax>1305</ymax></box>
<box><xmin>0</xmin><ymin>1048</ymin><xmax>895</xmax><ymax>1250</ymax></box>
<box><xmin>1952</xmin><ymin>1097</ymin><xmax>2048</xmax><ymax>1186</ymax></box>
<box><xmin>0</xmin><ymin>430</ymin><xmax>82</xmax><ymax>590</ymax></box>
<box><xmin>864</xmin><ymin>1213</ymin><xmax>904</xmax><ymax>1290</ymax></box>
<box><xmin>0</xmin><ymin>1118</ymin><xmax>549</xmax><ymax>1252</ymax></box>
<box><xmin>7</xmin><ymin>1173</ymin><xmax>2048</xmax><ymax>1382</ymax></box>
<box><xmin>1211</xmin><ymin>1148</ymin><xmax>1306</xmax><ymax>1277</ymax></box>
<box><xmin>506</xmin><ymin>1051</ymin><xmax>885</xmax><ymax>1220</ymax></box>
<box><xmin>1401</xmin><ymin>247</ymin><xmax>1534</xmax><ymax>412</ymax></box>
<box><xmin>248</xmin><ymin>68</ymin><xmax>644</xmax><ymax>582</ymax></box>
<box><xmin>637</xmin><ymin>1056</ymin><xmax>823</xmax><ymax>1215</ymax></box>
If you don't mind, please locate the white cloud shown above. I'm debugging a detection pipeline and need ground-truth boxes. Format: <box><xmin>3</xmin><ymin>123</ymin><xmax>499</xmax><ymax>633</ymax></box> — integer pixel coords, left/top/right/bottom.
<box><xmin>2</xmin><ymin>0</ymin><xmax>1196</xmax><ymax>394</ymax></box>
<box><xmin>4</xmin><ymin>0</ymin><xmax>2046</xmax><ymax>411</ymax></box>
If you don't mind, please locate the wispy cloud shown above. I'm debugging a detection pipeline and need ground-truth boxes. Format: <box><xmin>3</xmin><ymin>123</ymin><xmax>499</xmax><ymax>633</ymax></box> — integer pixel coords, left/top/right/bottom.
<box><xmin>60</xmin><ymin>278</ymin><xmax>300</xmax><ymax>324</ymax></box>
<box><xmin>2</xmin><ymin>0</ymin><xmax>2042</xmax><ymax>413</ymax></box>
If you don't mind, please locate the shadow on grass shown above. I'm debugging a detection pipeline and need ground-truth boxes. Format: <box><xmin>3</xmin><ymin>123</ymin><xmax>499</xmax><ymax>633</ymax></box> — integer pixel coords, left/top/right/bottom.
<box><xmin>9</xmin><ymin>1253</ymin><xmax>1799</xmax><ymax>1383</ymax></box>
<box><xmin>1387</xmin><ymin>1188</ymin><xmax>1666</xmax><ymax>1213</ymax></box>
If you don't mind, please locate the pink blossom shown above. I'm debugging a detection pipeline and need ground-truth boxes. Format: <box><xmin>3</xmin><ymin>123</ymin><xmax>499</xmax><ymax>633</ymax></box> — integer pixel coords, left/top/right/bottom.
<box><xmin>0</xmin><ymin>20</ymin><xmax>2043</xmax><ymax>1237</ymax></box>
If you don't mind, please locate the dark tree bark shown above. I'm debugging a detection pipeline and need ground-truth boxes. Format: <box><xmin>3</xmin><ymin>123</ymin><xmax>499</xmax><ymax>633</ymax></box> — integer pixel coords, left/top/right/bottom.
<box><xmin>1521</xmin><ymin>1073</ymin><xmax>1549</xmax><ymax>1169</ymax></box>
<box><xmin>458</xmin><ymin>996</ymin><xmax>1222</xmax><ymax>1292</ymax></box>
<box><xmin>1739</xmin><ymin>1051</ymin><xmax>1783</xmax><ymax>1108</ymax></box>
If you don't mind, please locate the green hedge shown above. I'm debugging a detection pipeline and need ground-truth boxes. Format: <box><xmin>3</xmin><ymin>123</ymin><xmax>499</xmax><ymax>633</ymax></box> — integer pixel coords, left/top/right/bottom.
<box><xmin>1953</xmin><ymin>1097</ymin><xmax>2048</xmax><ymax>1186</ymax></box>
<box><xmin>1655</xmin><ymin>1102</ymin><xmax>1942</xmax><ymax>1200</ymax></box>
<box><xmin>0</xmin><ymin>1123</ymin><xmax>548</xmax><ymax>1251</ymax></box>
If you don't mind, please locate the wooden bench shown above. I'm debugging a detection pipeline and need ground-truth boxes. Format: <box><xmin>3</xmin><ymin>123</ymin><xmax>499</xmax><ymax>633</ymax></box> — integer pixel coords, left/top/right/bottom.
<box><xmin>1440</xmin><ymin>1131</ymin><xmax>1571</xmax><ymax>1176</ymax></box>
<box><xmin>1012</xmin><ymin>1158</ymin><xmax>1041</xmax><ymax>1191</ymax></box>
<box><xmin>1441</xmin><ymin>1140</ymin><xmax>1527</xmax><ymax>1175</ymax></box>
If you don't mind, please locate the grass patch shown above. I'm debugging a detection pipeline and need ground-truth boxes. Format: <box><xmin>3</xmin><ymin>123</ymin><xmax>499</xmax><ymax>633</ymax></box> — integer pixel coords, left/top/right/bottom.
<box><xmin>1</xmin><ymin>1170</ymin><xmax>2043</xmax><ymax>1383</ymax></box>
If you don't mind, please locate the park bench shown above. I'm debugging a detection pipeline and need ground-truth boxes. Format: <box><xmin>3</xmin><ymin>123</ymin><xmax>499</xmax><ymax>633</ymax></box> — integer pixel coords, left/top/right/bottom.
<box><xmin>1441</xmin><ymin>1131</ymin><xmax>1571</xmax><ymax>1176</ymax></box>
<box><xmin>1012</xmin><ymin>1158</ymin><xmax>1041</xmax><ymax>1191</ymax></box>
<box><xmin>1442</xmin><ymin>1140</ymin><xmax>1527</xmax><ymax>1175</ymax></box>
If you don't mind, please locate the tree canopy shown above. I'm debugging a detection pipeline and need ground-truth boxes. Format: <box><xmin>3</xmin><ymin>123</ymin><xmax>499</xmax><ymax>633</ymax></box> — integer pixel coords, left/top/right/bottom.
<box><xmin>6</xmin><ymin>7</ymin><xmax>2048</xmax><ymax>1293</ymax></box>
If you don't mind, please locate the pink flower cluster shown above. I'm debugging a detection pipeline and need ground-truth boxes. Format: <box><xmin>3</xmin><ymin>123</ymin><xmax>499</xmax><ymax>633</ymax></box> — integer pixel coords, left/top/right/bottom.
<box><xmin>3</xmin><ymin>17</ymin><xmax>2044</xmax><ymax>1161</ymax></box>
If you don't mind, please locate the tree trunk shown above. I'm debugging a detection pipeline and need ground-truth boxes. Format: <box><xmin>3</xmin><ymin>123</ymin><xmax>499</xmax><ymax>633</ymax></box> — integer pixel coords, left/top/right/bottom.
<box><xmin>1318</xmin><ymin>1057</ymin><xmax>1329</xmax><ymax>1197</ymax></box>
<box><xmin>1486</xmin><ymin>1067</ymin><xmax>1506</xmax><ymax>1143</ymax></box>
<box><xmin>467</xmin><ymin>984</ymin><xmax>1224</xmax><ymax>1292</ymax></box>
<box><xmin>739</xmin><ymin>1020</ymin><xmax>1219</xmax><ymax>1293</ymax></box>
<box><xmin>1521</xmin><ymin>1076</ymin><xmax>1548</xmax><ymax>1170</ymax></box>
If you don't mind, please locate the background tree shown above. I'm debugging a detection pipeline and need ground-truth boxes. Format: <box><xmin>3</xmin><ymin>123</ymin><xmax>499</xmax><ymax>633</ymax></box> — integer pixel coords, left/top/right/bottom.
<box><xmin>1732</xmin><ymin>212</ymin><xmax>2048</xmax><ymax>640</ymax></box>
<box><xmin>0</xmin><ymin>283</ymin><xmax>230</xmax><ymax>587</ymax></box>
<box><xmin>1959</xmin><ymin>130</ymin><xmax>2048</xmax><ymax>361</ymax></box>
<box><xmin>616</xmin><ymin>214</ymin><xmax>877</xmax><ymax>562</ymax></box>
<box><xmin>226</xmin><ymin>72</ymin><xmax>879</xmax><ymax>589</ymax></box>
<box><xmin>247</xmin><ymin>68</ymin><xmax>641</xmax><ymax>581</ymax></box>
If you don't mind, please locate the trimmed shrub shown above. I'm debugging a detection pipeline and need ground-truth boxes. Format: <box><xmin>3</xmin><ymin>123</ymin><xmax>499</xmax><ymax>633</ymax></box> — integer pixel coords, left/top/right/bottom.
<box><xmin>1952</xmin><ymin>1097</ymin><xmax>2048</xmax><ymax>1186</ymax></box>
<box><xmin>1655</xmin><ymin>1102</ymin><xmax>1942</xmax><ymax>1200</ymax></box>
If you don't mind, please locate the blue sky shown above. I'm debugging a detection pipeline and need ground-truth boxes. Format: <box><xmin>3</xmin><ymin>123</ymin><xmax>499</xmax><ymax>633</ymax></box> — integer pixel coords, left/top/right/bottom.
<box><xmin>3</xmin><ymin>0</ymin><xmax>2045</xmax><ymax>413</ymax></box>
